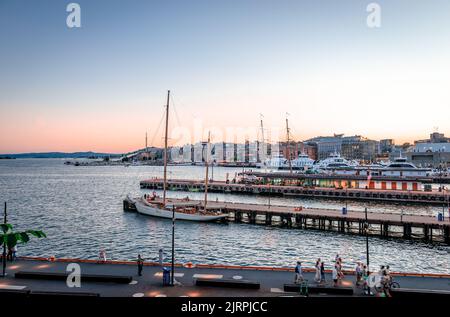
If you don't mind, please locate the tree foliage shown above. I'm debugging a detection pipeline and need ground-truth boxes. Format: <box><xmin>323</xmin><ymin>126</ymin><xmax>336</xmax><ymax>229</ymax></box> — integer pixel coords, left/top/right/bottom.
<box><xmin>0</xmin><ymin>223</ymin><xmax>46</xmax><ymax>248</ymax></box>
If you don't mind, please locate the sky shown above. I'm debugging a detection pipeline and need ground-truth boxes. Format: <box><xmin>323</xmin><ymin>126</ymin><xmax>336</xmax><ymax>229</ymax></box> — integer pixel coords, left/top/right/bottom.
<box><xmin>1</xmin><ymin>0</ymin><xmax>450</xmax><ymax>154</ymax></box>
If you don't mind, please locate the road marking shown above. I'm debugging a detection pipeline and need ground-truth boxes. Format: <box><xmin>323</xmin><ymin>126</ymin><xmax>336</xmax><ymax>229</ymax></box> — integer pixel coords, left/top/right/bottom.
<box><xmin>270</xmin><ymin>288</ymin><xmax>284</xmax><ymax>293</ymax></box>
<box><xmin>193</xmin><ymin>274</ymin><xmax>223</xmax><ymax>279</ymax></box>
<box><xmin>232</xmin><ymin>275</ymin><xmax>243</xmax><ymax>280</ymax></box>
<box><xmin>154</xmin><ymin>272</ymin><xmax>185</xmax><ymax>277</ymax></box>
<box><xmin>129</xmin><ymin>280</ymin><xmax>138</xmax><ymax>285</ymax></box>
<box><xmin>132</xmin><ymin>293</ymin><xmax>145</xmax><ymax>297</ymax></box>
<box><xmin>0</xmin><ymin>285</ymin><xmax>27</xmax><ymax>290</ymax></box>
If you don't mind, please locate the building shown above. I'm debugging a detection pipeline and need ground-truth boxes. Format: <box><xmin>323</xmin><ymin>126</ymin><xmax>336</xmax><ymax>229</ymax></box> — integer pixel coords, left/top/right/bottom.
<box><xmin>341</xmin><ymin>136</ymin><xmax>379</xmax><ymax>162</ymax></box>
<box><xmin>406</xmin><ymin>132</ymin><xmax>450</xmax><ymax>168</ymax></box>
<box><xmin>306</xmin><ymin>134</ymin><xmax>378</xmax><ymax>161</ymax></box>
<box><xmin>380</xmin><ymin>139</ymin><xmax>395</xmax><ymax>153</ymax></box>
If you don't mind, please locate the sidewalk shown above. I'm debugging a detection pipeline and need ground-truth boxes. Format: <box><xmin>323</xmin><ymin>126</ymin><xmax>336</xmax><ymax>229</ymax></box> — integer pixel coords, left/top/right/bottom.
<box><xmin>1</xmin><ymin>258</ymin><xmax>449</xmax><ymax>297</ymax></box>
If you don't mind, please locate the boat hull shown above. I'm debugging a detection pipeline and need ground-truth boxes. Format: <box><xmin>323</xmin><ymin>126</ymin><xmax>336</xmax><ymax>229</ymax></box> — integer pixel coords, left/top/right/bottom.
<box><xmin>135</xmin><ymin>199</ymin><xmax>227</xmax><ymax>222</ymax></box>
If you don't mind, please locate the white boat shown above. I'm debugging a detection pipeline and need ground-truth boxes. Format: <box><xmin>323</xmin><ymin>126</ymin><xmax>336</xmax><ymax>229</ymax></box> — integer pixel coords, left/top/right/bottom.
<box><xmin>263</xmin><ymin>153</ymin><xmax>287</xmax><ymax>169</ymax></box>
<box><xmin>135</xmin><ymin>91</ymin><xmax>227</xmax><ymax>222</ymax></box>
<box><xmin>135</xmin><ymin>198</ymin><xmax>226</xmax><ymax>222</ymax></box>
<box><xmin>380</xmin><ymin>156</ymin><xmax>431</xmax><ymax>177</ymax></box>
<box><xmin>291</xmin><ymin>153</ymin><xmax>314</xmax><ymax>170</ymax></box>
<box><xmin>313</xmin><ymin>153</ymin><xmax>358</xmax><ymax>171</ymax></box>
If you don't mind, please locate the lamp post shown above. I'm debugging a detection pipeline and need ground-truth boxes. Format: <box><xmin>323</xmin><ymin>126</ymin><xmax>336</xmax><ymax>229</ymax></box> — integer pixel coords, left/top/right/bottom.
<box><xmin>171</xmin><ymin>205</ymin><xmax>175</xmax><ymax>286</ymax></box>
<box><xmin>443</xmin><ymin>185</ymin><xmax>446</xmax><ymax>221</ymax></box>
<box><xmin>364</xmin><ymin>207</ymin><xmax>371</xmax><ymax>295</ymax></box>
<box><xmin>2</xmin><ymin>202</ymin><xmax>7</xmax><ymax>277</ymax></box>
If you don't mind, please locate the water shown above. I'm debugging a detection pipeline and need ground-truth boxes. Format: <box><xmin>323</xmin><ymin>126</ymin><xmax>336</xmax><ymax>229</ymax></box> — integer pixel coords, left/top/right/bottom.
<box><xmin>0</xmin><ymin>159</ymin><xmax>449</xmax><ymax>274</ymax></box>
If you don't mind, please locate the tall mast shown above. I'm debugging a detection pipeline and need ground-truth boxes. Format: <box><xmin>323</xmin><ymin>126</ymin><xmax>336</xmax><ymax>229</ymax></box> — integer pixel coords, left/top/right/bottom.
<box><xmin>162</xmin><ymin>90</ymin><xmax>170</xmax><ymax>207</ymax></box>
<box><xmin>286</xmin><ymin>115</ymin><xmax>293</xmax><ymax>174</ymax></box>
<box><xmin>145</xmin><ymin>132</ymin><xmax>148</xmax><ymax>153</ymax></box>
<box><xmin>259</xmin><ymin>113</ymin><xmax>265</xmax><ymax>163</ymax></box>
<box><xmin>203</xmin><ymin>131</ymin><xmax>211</xmax><ymax>211</ymax></box>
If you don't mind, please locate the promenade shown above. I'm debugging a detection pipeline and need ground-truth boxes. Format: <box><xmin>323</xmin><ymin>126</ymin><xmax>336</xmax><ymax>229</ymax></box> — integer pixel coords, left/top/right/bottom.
<box><xmin>1</xmin><ymin>258</ymin><xmax>449</xmax><ymax>297</ymax></box>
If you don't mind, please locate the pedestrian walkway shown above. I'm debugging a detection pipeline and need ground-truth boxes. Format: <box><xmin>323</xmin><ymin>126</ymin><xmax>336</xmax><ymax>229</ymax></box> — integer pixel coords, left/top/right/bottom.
<box><xmin>1</xmin><ymin>258</ymin><xmax>449</xmax><ymax>297</ymax></box>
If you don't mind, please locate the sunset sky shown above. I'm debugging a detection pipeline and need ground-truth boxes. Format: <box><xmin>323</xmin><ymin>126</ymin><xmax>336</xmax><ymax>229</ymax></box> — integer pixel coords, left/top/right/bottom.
<box><xmin>1</xmin><ymin>0</ymin><xmax>450</xmax><ymax>154</ymax></box>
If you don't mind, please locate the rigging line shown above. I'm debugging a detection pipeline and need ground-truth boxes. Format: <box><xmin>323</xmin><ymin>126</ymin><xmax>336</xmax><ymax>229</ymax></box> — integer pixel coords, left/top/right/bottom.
<box><xmin>149</xmin><ymin>109</ymin><xmax>166</xmax><ymax>147</ymax></box>
<box><xmin>169</xmin><ymin>93</ymin><xmax>183</xmax><ymax>129</ymax></box>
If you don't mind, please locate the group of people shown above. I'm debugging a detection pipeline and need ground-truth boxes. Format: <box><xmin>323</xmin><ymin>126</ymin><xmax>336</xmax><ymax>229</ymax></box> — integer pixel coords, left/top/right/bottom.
<box><xmin>1</xmin><ymin>246</ymin><xmax>18</xmax><ymax>262</ymax></box>
<box><xmin>378</xmin><ymin>265</ymin><xmax>393</xmax><ymax>297</ymax></box>
<box><xmin>295</xmin><ymin>254</ymin><xmax>346</xmax><ymax>286</ymax></box>
<box><xmin>98</xmin><ymin>248</ymin><xmax>165</xmax><ymax>277</ymax></box>
<box><xmin>354</xmin><ymin>261</ymin><xmax>369</xmax><ymax>287</ymax></box>
<box><xmin>330</xmin><ymin>255</ymin><xmax>345</xmax><ymax>286</ymax></box>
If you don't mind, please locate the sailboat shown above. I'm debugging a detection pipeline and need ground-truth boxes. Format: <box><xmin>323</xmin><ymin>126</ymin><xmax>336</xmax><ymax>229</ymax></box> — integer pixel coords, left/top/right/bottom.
<box><xmin>134</xmin><ymin>91</ymin><xmax>227</xmax><ymax>222</ymax></box>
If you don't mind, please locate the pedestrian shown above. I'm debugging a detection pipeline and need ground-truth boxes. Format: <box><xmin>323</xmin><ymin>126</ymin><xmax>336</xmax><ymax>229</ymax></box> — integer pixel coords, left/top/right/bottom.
<box><xmin>355</xmin><ymin>262</ymin><xmax>361</xmax><ymax>286</ymax></box>
<box><xmin>99</xmin><ymin>248</ymin><xmax>106</xmax><ymax>263</ymax></box>
<box><xmin>332</xmin><ymin>265</ymin><xmax>338</xmax><ymax>287</ymax></box>
<box><xmin>381</xmin><ymin>268</ymin><xmax>391</xmax><ymax>297</ymax></box>
<box><xmin>314</xmin><ymin>259</ymin><xmax>321</xmax><ymax>283</ymax></box>
<box><xmin>320</xmin><ymin>262</ymin><xmax>325</xmax><ymax>283</ymax></box>
<box><xmin>337</xmin><ymin>257</ymin><xmax>344</xmax><ymax>279</ymax></box>
<box><xmin>294</xmin><ymin>261</ymin><xmax>303</xmax><ymax>284</ymax></box>
<box><xmin>159</xmin><ymin>248</ymin><xmax>164</xmax><ymax>267</ymax></box>
<box><xmin>137</xmin><ymin>254</ymin><xmax>144</xmax><ymax>276</ymax></box>
<box><xmin>6</xmin><ymin>247</ymin><xmax>13</xmax><ymax>261</ymax></box>
<box><xmin>385</xmin><ymin>265</ymin><xmax>392</xmax><ymax>283</ymax></box>
<box><xmin>12</xmin><ymin>245</ymin><xmax>17</xmax><ymax>261</ymax></box>
<box><xmin>362</xmin><ymin>264</ymin><xmax>369</xmax><ymax>294</ymax></box>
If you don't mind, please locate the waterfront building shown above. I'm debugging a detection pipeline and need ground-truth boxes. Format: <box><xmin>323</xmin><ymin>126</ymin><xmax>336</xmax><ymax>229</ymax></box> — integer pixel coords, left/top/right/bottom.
<box><xmin>341</xmin><ymin>136</ymin><xmax>380</xmax><ymax>162</ymax></box>
<box><xmin>306</xmin><ymin>134</ymin><xmax>345</xmax><ymax>160</ymax></box>
<box><xmin>406</xmin><ymin>132</ymin><xmax>450</xmax><ymax>168</ymax></box>
<box><xmin>380</xmin><ymin>139</ymin><xmax>395</xmax><ymax>153</ymax></box>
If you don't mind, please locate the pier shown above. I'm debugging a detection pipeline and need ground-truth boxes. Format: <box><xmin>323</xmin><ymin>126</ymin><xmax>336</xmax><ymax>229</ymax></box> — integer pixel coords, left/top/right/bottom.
<box><xmin>140</xmin><ymin>178</ymin><xmax>450</xmax><ymax>205</ymax></box>
<box><xmin>124</xmin><ymin>197</ymin><xmax>450</xmax><ymax>244</ymax></box>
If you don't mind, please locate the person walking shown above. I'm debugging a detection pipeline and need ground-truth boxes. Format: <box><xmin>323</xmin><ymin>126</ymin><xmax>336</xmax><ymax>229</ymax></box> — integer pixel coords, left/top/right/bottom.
<box><xmin>314</xmin><ymin>259</ymin><xmax>321</xmax><ymax>283</ymax></box>
<box><xmin>137</xmin><ymin>254</ymin><xmax>144</xmax><ymax>276</ymax></box>
<box><xmin>320</xmin><ymin>262</ymin><xmax>326</xmax><ymax>284</ymax></box>
<box><xmin>355</xmin><ymin>262</ymin><xmax>361</xmax><ymax>286</ymax></box>
<box><xmin>6</xmin><ymin>247</ymin><xmax>13</xmax><ymax>261</ymax></box>
<box><xmin>158</xmin><ymin>248</ymin><xmax>164</xmax><ymax>267</ymax></box>
<box><xmin>294</xmin><ymin>261</ymin><xmax>303</xmax><ymax>284</ymax></box>
<box><xmin>99</xmin><ymin>248</ymin><xmax>106</xmax><ymax>263</ymax></box>
<box><xmin>12</xmin><ymin>245</ymin><xmax>17</xmax><ymax>261</ymax></box>
<box><xmin>332</xmin><ymin>265</ymin><xmax>338</xmax><ymax>287</ymax></box>
<box><xmin>337</xmin><ymin>257</ymin><xmax>344</xmax><ymax>280</ymax></box>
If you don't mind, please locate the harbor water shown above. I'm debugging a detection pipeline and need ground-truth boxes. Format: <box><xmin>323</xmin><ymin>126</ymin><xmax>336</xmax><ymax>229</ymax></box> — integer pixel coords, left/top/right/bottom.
<box><xmin>0</xmin><ymin>159</ymin><xmax>449</xmax><ymax>274</ymax></box>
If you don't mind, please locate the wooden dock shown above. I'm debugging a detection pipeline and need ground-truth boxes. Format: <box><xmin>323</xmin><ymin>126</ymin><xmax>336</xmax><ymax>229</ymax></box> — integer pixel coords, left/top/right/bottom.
<box><xmin>140</xmin><ymin>178</ymin><xmax>450</xmax><ymax>205</ymax></box>
<box><xmin>124</xmin><ymin>196</ymin><xmax>450</xmax><ymax>244</ymax></box>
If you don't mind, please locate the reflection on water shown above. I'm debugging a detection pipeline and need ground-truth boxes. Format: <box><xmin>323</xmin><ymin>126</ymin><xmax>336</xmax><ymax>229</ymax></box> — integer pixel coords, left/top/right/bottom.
<box><xmin>0</xmin><ymin>159</ymin><xmax>449</xmax><ymax>274</ymax></box>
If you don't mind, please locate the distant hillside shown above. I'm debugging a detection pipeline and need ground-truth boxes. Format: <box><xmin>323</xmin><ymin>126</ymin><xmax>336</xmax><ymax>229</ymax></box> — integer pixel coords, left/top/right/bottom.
<box><xmin>0</xmin><ymin>152</ymin><xmax>122</xmax><ymax>159</ymax></box>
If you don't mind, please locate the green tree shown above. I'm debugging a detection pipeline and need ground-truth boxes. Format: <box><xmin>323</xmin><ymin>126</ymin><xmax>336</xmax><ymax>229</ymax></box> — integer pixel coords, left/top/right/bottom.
<box><xmin>1</xmin><ymin>223</ymin><xmax>46</xmax><ymax>277</ymax></box>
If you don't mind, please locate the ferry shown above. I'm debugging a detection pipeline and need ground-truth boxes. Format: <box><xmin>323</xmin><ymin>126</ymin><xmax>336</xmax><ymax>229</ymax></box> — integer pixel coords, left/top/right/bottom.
<box><xmin>313</xmin><ymin>153</ymin><xmax>358</xmax><ymax>171</ymax></box>
<box><xmin>291</xmin><ymin>153</ymin><xmax>315</xmax><ymax>170</ymax></box>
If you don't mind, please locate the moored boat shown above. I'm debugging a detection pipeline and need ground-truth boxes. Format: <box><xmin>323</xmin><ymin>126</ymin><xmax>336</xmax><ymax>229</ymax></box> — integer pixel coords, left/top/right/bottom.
<box><xmin>134</xmin><ymin>91</ymin><xmax>227</xmax><ymax>222</ymax></box>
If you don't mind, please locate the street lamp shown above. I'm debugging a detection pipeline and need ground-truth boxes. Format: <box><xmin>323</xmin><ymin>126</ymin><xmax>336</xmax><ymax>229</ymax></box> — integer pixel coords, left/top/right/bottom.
<box><xmin>2</xmin><ymin>202</ymin><xmax>7</xmax><ymax>277</ymax></box>
<box><xmin>171</xmin><ymin>205</ymin><xmax>175</xmax><ymax>286</ymax></box>
<box><xmin>364</xmin><ymin>207</ymin><xmax>371</xmax><ymax>296</ymax></box>
<box><xmin>443</xmin><ymin>185</ymin><xmax>446</xmax><ymax>221</ymax></box>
